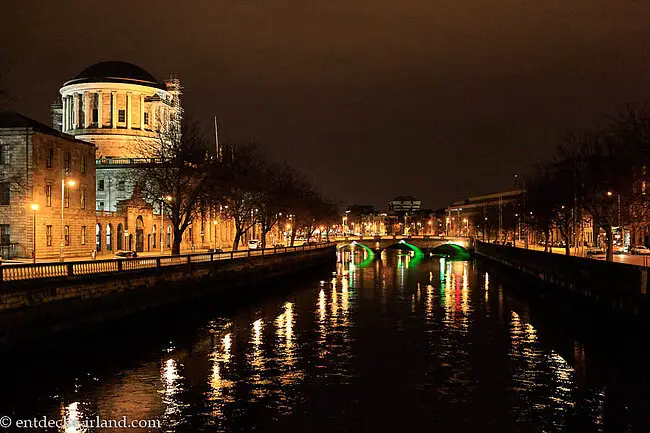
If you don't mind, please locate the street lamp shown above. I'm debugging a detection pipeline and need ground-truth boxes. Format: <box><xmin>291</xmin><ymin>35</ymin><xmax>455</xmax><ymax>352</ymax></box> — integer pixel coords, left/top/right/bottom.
<box><xmin>60</xmin><ymin>178</ymin><xmax>76</xmax><ymax>261</ymax></box>
<box><xmin>213</xmin><ymin>219</ymin><xmax>218</xmax><ymax>250</ymax></box>
<box><xmin>31</xmin><ymin>203</ymin><xmax>39</xmax><ymax>263</ymax></box>
<box><xmin>160</xmin><ymin>195</ymin><xmax>172</xmax><ymax>254</ymax></box>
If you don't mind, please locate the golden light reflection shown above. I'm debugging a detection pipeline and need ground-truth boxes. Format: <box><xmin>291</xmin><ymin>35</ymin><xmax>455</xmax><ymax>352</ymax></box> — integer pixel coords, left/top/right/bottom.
<box><xmin>61</xmin><ymin>401</ymin><xmax>84</xmax><ymax>433</ymax></box>
<box><xmin>484</xmin><ymin>272</ymin><xmax>489</xmax><ymax>303</ymax></box>
<box><xmin>160</xmin><ymin>357</ymin><xmax>183</xmax><ymax>421</ymax></box>
<box><xmin>508</xmin><ymin>310</ymin><xmax>578</xmax><ymax>423</ymax></box>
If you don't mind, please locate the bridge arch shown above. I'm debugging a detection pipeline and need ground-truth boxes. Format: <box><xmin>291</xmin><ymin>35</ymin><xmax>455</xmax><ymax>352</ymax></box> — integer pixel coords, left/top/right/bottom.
<box><xmin>430</xmin><ymin>242</ymin><xmax>471</xmax><ymax>260</ymax></box>
<box><xmin>384</xmin><ymin>239</ymin><xmax>425</xmax><ymax>257</ymax></box>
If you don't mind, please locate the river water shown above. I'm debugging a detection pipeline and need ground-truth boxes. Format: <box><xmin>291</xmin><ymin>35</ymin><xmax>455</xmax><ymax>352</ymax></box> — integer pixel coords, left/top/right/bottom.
<box><xmin>1</xmin><ymin>250</ymin><xmax>649</xmax><ymax>432</ymax></box>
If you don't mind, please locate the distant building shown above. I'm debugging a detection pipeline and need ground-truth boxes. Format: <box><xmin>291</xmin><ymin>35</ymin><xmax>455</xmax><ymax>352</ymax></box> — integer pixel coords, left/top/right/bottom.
<box><xmin>388</xmin><ymin>196</ymin><xmax>421</xmax><ymax>213</ymax></box>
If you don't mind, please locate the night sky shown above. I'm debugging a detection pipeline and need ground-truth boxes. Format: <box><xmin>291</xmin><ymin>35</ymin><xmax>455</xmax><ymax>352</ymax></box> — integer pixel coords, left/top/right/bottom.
<box><xmin>1</xmin><ymin>0</ymin><xmax>649</xmax><ymax>210</ymax></box>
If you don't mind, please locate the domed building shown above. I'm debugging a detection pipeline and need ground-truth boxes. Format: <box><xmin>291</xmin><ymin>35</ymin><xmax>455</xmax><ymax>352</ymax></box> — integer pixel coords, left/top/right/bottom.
<box><xmin>53</xmin><ymin>61</ymin><xmax>182</xmax><ymax>213</ymax></box>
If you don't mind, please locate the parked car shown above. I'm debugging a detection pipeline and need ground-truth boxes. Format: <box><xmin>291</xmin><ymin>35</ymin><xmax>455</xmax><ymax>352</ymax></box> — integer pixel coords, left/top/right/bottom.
<box><xmin>248</xmin><ymin>239</ymin><xmax>261</xmax><ymax>250</ymax></box>
<box><xmin>586</xmin><ymin>247</ymin><xmax>605</xmax><ymax>256</ymax></box>
<box><xmin>631</xmin><ymin>245</ymin><xmax>650</xmax><ymax>255</ymax></box>
<box><xmin>613</xmin><ymin>244</ymin><xmax>627</xmax><ymax>254</ymax></box>
<box><xmin>114</xmin><ymin>250</ymin><xmax>138</xmax><ymax>259</ymax></box>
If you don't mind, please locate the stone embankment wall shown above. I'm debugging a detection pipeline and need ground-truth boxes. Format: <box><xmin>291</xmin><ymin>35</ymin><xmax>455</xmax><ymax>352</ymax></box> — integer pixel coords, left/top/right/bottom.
<box><xmin>474</xmin><ymin>241</ymin><xmax>649</xmax><ymax>320</ymax></box>
<box><xmin>0</xmin><ymin>247</ymin><xmax>335</xmax><ymax>345</ymax></box>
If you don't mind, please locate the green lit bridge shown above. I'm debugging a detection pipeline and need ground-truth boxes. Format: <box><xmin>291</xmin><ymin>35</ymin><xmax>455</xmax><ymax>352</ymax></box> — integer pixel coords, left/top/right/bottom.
<box><xmin>335</xmin><ymin>235</ymin><xmax>472</xmax><ymax>259</ymax></box>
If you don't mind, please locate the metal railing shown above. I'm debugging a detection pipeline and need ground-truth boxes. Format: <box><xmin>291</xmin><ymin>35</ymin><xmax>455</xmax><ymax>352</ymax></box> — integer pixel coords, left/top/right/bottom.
<box><xmin>0</xmin><ymin>243</ymin><xmax>335</xmax><ymax>283</ymax></box>
<box><xmin>96</xmin><ymin>157</ymin><xmax>162</xmax><ymax>166</ymax></box>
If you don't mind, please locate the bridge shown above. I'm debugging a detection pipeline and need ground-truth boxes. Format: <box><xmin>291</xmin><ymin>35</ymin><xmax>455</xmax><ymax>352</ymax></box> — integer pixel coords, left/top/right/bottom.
<box><xmin>334</xmin><ymin>235</ymin><xmax>472</xmax><ymax>258</ymax></box>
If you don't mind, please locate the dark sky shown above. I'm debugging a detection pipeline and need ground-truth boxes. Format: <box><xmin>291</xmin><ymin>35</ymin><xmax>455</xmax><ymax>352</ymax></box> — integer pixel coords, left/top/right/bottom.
<box><xmin>2</xmin><ymin>0</ymin><xmax>649</xmax><ymax>210</ymax></box>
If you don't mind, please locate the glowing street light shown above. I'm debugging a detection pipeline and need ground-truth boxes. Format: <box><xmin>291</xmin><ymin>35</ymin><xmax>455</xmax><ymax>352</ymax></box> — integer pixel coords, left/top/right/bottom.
<box><xmin>60</xmin><ymin>177</ymin><xmax>76</xmax><ymax>261</ymax></box>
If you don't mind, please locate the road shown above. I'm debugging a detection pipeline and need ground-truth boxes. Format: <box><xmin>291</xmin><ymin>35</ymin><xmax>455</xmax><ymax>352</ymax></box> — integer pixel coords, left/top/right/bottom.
<box><xmin>515</xmin><ymin>243</ymin><xmax>650</xmax><ymax>267</ymax></box>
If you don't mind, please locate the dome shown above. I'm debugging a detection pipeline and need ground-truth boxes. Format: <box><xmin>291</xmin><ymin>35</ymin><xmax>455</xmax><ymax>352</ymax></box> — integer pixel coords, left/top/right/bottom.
<box><xmin>63</xmin><ymin>61</ymin><xmax>166</xmax><ymax>89</ymax></box>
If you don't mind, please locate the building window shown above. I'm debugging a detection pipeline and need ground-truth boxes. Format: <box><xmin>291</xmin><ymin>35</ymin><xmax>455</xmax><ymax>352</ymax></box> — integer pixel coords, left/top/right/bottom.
<box><xmin>99</xmin><ymin>201</ymin><xmax>105</xmax><ymax>210</ymax></box>
<box><xmin>81</xmin><ymin>226</ymin><xmax>86</xmax><ymax>245</ymax></box>
<box><xmin>46</xmin><ymin>225</ymin><xmax>52</xmax><ymax>246</ymax></box>
<box><xmin>81</xmin><ymin>188</ymin><xmax>86</xmax><ymax>209</ymax></box>
<box><xmin>64</xmin><ymin>151</ymin><xmax>71</xmax><ymax>171</ymax></box>
<box><xmin>0</xmin><ymin>182</ymin><xmax>10</xmax><ymax>205</ymax></box>
<box><xmin>64</xmin><ymin>225</ymin><xmax>70</xmax><ymax>246</ymax></box>
<box><xmin>46</xmin><ymin>148</ymin><xmax>53</xmax><ymax>168</ymax></box>
<box><xmin>46</xmin><ymin>184</ymin><xmax>52</xmax><ymax>207</ymax></box>
<box><xmin>144</xmin><ymin>112</ymin><xmax>149</xmax><ymax>125</ymax></box>
<box><xmin>117</xmin><ymin>180</ymin><xmax>125</xmax><ymax>191</ymax></box>
<box><xmin>64</xmin><ymin>186</ymin><xmax>70</xmax><ymax>208</ymax></box>
<box><xmin>0</xmin><ymin>225</ymin><xmax>10</xmax><ymax>245</ymax></box>
<box><xmin>167</xmin><ymin>225</ymin><xmax>171</xmax><ymax>248</ymax></box>
<box><xmin>92</xmin><ymin>108</ymin><xmax>98</xmax><ymax>123</ymax></box>
<box><xmin>152</xmin><ymin>225</ymin><xmax>157</xmax><ymax>249</ymax></box>
<box><xmin>81</xmin><ymin>156</ymin><xmax>86</xmax><ymax>174</ymax></box>
<box><xmin>0</xmin><ymin>145</ymin><xmax>11</xmax><ymax>165</ymax></box>
<box><xmin>98</xmin><ymin>179</ymin><xmax>104</xmax><ymax>191</ymax></box>
<box><xmin>118</xmin><ymin>110</ymin><xmax>126</xmax><ymax>123</ymax></box>
<box><xmin>106</xmin><ymin>224</ymin><xmax>112</xmax><ymax>251</ymax></box>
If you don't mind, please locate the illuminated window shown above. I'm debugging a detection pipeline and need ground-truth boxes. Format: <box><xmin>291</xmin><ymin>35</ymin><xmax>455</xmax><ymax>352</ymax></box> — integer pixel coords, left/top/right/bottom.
<box><xmin>46</xmin><ymin>225</ymin><xmax>52</xmax><ymax>246</ymax></box>
<box><xmin>64</xmin><ymin>186</ymin><xmax>70</xmax><ymax>208</ymax></box>
<box><xmin>81</xmin><ymin>226</ymin><xmax>86</xmax><ymax>245</ymax></box>
<box><xmin>81</xmin><ymin>188</ymin><xmax>86</xmax><ymax>209</ymax></box>
<box><xmin>0</xmin><ymin>182</ymin><xmax>10</xmax><ymax>205</ymax></box>
<box><xmin>64</xmin><ymin>225</ymin><xmax>70</xmax><ymax>246</ymax></box>
<box><xmin>46</xmin><ymin>184</ymin><xmax>52</xmax><ymax>207</ymax></box>
<box><xmin>0</xmin><ymin>225</ymin><xmax>9</xmax><ymax>245</ymax></box>
<box><xmin>46</xmin><ymin>148</ymin><xmax>53</xmax><ymax>168</ymax></box>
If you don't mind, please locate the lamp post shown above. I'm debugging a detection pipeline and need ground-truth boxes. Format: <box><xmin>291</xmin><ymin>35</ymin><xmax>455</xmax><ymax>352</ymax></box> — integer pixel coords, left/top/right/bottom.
<box><xmin>160</xmin><ymin>195</ymin><xmax>171</xmax><ymax>254</ymax></box>
<box><xmin>213</xmin><ymin>219</ymin><xmax>218</xmax><ymax>250</ymax></box>
<box><xmin>60</xmin><ymin>176</ymin><xmax>76</xmax><ymax>262</ymax></box>
<box><xmin>31</xmin><ymin>203</ymin><xmax>39</xmax><ymax>263</ymax></box>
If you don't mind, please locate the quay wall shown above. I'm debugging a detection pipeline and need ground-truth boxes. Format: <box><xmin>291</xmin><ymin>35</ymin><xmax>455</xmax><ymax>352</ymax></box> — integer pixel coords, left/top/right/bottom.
<box><xmin>474</xmin><ymin>241</ymin><xmax>650</xmax><ymax>320</ymax></box>
<box><xmin>0</xmin><ymin>246</ymin><xmax>336</xmax><ymax>345</ymax></box>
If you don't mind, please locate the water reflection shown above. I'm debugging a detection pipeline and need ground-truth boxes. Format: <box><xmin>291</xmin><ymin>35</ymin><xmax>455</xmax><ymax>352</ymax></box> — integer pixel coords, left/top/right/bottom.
<box><xmin>3</xmin><ymin>250</ymin><xmax>644</xmax><ymax>432</ymax></box>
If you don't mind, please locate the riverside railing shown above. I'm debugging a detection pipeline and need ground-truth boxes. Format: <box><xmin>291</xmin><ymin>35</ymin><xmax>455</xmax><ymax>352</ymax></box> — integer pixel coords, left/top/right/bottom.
<box><xmin>0</xmin><ymin>243</ymin><xmax>335</xmax><ymax>283</ymax></box>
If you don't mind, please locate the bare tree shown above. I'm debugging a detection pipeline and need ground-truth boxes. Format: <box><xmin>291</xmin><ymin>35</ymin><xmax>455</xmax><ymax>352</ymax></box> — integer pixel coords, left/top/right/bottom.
<box><xmin>209</xmin><ymin>142</ymin><xmax>265</xmax><ymax>251</ymax></box>
<box><xmin>132</xmin><ymin>118</ymin><xmax>211</xmax><ymax>255</ymax></box>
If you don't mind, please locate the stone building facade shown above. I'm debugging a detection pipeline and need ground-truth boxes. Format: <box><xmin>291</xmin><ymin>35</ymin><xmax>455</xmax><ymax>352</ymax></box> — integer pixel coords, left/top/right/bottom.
<box><xmin>0</xmin><ymin>112</ymin><xmax>97</xmax><ymax>260</ymax></box>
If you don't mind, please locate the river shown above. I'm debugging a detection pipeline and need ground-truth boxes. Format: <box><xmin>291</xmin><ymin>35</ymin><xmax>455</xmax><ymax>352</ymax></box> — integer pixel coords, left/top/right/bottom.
<box><xmin>1</xmin><ymin>250</ymin><xmax>649</xmax><ymax>432</ymax></box>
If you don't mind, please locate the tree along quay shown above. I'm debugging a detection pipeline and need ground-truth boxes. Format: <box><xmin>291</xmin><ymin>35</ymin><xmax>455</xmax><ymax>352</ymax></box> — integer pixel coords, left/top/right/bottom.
<box><xmin>474</xmin><ymin>241</ymin><xmax>650</xmax><ymax>321</ymax></box>
<box><xmin>0</xmin><ymin>244</ymin><xmax>336</xmax><ymax>346</ymax></box>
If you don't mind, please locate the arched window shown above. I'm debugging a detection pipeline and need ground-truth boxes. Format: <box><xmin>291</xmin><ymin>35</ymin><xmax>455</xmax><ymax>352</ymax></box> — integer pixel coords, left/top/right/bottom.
<box><xmin>167</xmin><ymin>225</ymin><xmax>172</xmax><ymax>248</ymax></box>
<box><xmin>152</xmin><ymin>224</ymin><xmax>157</xmax><ymax>249</ymax></box>
<box><xmin>117</xmin><ymin>223</ymin><xmax>124</xmax><ymax>250</ymax></box>
<box><xmin>135</xmin><ymin>216</ymin><xmax>145</xmax><ymax>252</ymax></box>
<box><xmin>106</xmin><ymin>224</ymin><xmax>112</xmax><ymax>251</ymax></box>
<box><xmin>95</xmin><ymin>224</ymin><xmax>102</xmax><ymax>252</ymax></box>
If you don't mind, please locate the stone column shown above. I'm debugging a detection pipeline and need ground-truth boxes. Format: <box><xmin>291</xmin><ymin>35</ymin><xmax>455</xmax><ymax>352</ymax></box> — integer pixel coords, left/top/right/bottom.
<box><xmin>62</xmin><ymin>96</ymin><xmax>67</xmax><ymax>131</ymax></box>
<box><xmin>84</xmin><ymin>92</ymin><xmax>90</xmax><ymax>128</ymax></box>
<box><xmin>72</xmin><ymin>93</ymin><xmax>78</xmax><ymax>130</ymax></box>
<box><xmin>126</xmin><ymin>93</ymin><xmax>132</xmax><ymax>129</ymax></box>
<box><xmin>97</xmin><ymin>92</ymin><xmax>102</xmax><ymax>128</ymax></box>
<box><xmin>140</xmin><ymin>94</ymin><xmax>144</xmax><ymax>129</ymax></box>
<box><xmin>111</xmin><ymin>92</ymin><xmax>117</xmax><ymax>128</ymax></box>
